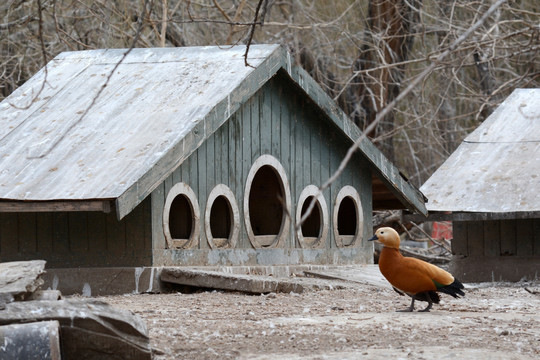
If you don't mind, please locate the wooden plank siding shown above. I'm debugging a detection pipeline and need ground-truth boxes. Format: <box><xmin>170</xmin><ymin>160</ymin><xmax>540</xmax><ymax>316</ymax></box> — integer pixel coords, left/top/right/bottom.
<box><xmin>500</xmin><ymin>220</ymin><xmax>517</xmax><ymax>256</ymax></box>
<box><xmin>151</xmin><ymin>73</ymin><xmax>372</xmax><ymax>263</ymax></box>
<box><xmin>455</xmin><ymin>219</ymin><xmax>539</xmax><ymax>258</ymax></box>
<box><xmin>0</xmin><ymin>198</ymin><xmax>152</xmax><ymax>267</ymax></box>
<box><xmin>533</xmin><ymin>218</ymin><xmax>540</xmax><ymax>256</ymax></box>
<box><xmin>451</xmin><ymin>222</ymin><xmax>468</xmax><ymax>256</ymax></box>
<box><xmin>483</xmin><ymin>220</ymin><xmax>500</xmax><ymax>257</ymax></box>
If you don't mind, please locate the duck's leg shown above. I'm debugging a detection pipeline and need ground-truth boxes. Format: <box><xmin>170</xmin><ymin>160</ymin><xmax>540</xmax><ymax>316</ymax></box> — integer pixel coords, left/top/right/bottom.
<box><xmin>397</xmin><ymin>297</ymin><xmax>415</xmax><ymax>312</ymax></box>
<box><xmin>418</xmin><ymin>293</ymin><xmax>433</xmax><ymax>312</ymax></box>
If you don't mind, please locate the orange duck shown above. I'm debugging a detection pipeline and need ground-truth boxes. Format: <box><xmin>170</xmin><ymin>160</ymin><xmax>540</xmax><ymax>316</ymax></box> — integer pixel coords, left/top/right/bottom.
<box><xmin>369</xmin><ymin>227</ymin><xmax>465</xmax><ymax>312</ymax></box>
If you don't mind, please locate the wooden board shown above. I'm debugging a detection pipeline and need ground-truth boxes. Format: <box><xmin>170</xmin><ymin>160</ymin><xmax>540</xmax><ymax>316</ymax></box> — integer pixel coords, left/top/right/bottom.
<box><xmin>516</xmin><ymin>219</ymin><xmax>534</xmax><ymax>256</ymax></box>
<box><xmin>483</xmin><ymin>220</ymin><xmax>500</xmax><ymax>257</ymax></box>
<box><xmin>0</xmin><ymin>200</ymin><xmax>152</xmax><ymax>268</ymax></box>
<box><xmin>452</xmin><ymin>222</ymin><xmax>468</xmax><ymax>256</ymax></box>
<box><xmin>534</xmin><ymin>219</ymin><xmax>540</xmax><ymax>256</ymax></box>
<box><xmin>500</xmin><ymin>220</ymin><xmax>517</xmax><ymax>256</ymax></box>
<box><xmin>467</xmin><ymin>221</ymin><xmax>484</xmax><ymax>257</ymax></box>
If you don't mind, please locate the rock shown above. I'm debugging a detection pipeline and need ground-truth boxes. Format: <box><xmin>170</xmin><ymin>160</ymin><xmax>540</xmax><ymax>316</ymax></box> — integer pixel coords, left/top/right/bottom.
<box><xmin>0</xmin><ymin>260</ymin><xmax>46</xmax><ymax>307</ymax></box>
<box><xmin>0</xmin><ymin>299</ymin><xmax>152</xmax><ymax>360</ymax></box>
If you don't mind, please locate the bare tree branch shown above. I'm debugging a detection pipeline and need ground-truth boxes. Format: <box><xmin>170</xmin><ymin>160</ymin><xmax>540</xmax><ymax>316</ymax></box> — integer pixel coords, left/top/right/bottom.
<box><xmin>244</xmin><ymin>0</ymin><xmax>266</xmax><ymax>67</ymax></box>
<box><xmin>0</xmin><ymin>14</ymin><xmax>37</xmax><ymax>31</ymax></box>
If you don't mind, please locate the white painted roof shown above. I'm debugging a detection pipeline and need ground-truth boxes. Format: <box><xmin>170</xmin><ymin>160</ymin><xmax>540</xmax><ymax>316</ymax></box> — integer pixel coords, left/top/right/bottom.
<box><xmin>420</xmin><ymin>88</ymin><xmax>540</xmax><ymax>213</ymax></box>
<box><xmin>0</xmin><ymin>45</ymin><xmax>275</xmax><ymax>201</ymax></box>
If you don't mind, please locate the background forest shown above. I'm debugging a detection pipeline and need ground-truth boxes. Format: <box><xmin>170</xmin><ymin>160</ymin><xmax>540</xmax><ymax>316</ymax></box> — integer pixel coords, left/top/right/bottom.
<box><xmin>1</xmin><ymin>0</ymin><xmax>538</xmax><ymax>187</ymax></box>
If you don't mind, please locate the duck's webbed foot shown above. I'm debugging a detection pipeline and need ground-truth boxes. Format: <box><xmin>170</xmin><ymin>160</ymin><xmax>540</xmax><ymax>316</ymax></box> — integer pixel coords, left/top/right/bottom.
<box><xmin>418</xmin><ymin>301</ymin><xmax>433</xmax><ymax>312</ymax></box>
<box><xmin>416</xmin><ymin>293</ymin><xmax>433</xmax><ymax>312</ymax></box>
<box><xmin>396</xmin><ymin>298</ymin><xmax>415</xmax><ymax>312</ymax></box>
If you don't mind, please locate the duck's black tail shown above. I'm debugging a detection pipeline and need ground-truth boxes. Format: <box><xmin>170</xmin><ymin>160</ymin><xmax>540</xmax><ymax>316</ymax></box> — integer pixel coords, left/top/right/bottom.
<box><xmin>438</xmin><ymin>278</ymin><xmax>465</xmax><ymax>298</ymax></box>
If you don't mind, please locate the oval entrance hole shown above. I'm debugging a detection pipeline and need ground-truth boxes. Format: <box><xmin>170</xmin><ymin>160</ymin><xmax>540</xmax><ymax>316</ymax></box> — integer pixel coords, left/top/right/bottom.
<box><xmin>248</xmin><ymin>165</ymin><xmax>284</xmax><ymax>242</ymax></box>
<box><xmin>337</xmin><ymin>196</ymin><xmax>357</xmax><ymax>236</ymax></box>
<box><xmin>301</xmin><ymin>196</ymin><xmax>322</xmax><ymax>238</ymax></box>
<box><xmin>169</xmin><ymin>194</ymin><xmax>193</xmax><ymax>239</ymax></box>
<box><xmin>210</xmin><ymin>195</ymin><xmax>232</xmax><ymax>240</ymax></box>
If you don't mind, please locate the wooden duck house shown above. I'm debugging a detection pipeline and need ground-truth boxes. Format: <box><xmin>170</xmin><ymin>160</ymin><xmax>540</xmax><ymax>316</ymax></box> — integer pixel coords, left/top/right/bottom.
<box><xmin>420</xmin><ymin>89</ymin><xmax>540</xmax><ymax>282</ymax></box>
<box><xmin>0</xmin><ymin>45</ymin><xmax>426</xmax><ymax>294</ymax></box>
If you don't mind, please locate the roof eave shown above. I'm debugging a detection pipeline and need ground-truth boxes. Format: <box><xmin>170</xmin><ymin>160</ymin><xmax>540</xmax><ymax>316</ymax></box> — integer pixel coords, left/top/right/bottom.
<box><xmin>404</xmin><ymin>210</ymin><xmax>540</xmax><ymax>222</ymax></box>
<box><xmin>0</xmin><ymin>200</ymin><xmax>113</xmax><ymax>213</ymax></box>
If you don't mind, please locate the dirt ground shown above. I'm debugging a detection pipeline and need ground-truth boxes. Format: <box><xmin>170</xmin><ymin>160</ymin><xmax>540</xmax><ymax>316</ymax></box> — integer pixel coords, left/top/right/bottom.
<box><xmin>94</xmin><ymin>273</ymin><xmax>540</xmax><ymax>360</ymax></box>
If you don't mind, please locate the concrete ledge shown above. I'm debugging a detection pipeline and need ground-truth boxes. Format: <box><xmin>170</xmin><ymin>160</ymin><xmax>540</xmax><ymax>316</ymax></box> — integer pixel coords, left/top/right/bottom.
<box><xmin>41</xmin><ymin>264</ymin><xmax>384</xmax><ymax>296</ymax></box>
<box><xmin>41</xmin><ymin>267</ymin><xmax>162</xmax><ymax>296</ymax></box>
<box><xmin>449</xmin><ymin>256</ymin><xmax>540</xmax><ymax>282</ymax></box>
<box><xmin>155</xmin><ymin>247</ymin><xmax>374</xmax><ymax>267</ymax></box>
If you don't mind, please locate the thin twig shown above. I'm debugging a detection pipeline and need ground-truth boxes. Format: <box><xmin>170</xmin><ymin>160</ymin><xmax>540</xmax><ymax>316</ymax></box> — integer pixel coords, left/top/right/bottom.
<box><xmin>0</xmin><ymin>14</ymin><xmax>38</xmax><ymax>31</ymax></box>
<box><xmin>160</xmin><ymin>0</ymin><xmax>168</xmax><ymax>47</ymax></box>
<box><xmin>244</xmin><ymin>0</ymin><xmax>265</xmax><ymax>67</ymax></box>
<box><xmin>8</xmin><ymin>0</ymin><xmax>48</xmax><ymax>110</ymax></box>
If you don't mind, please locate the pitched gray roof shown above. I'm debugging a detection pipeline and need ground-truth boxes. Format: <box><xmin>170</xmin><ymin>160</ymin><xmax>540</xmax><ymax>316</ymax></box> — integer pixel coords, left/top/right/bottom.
<box><xmin>0</xmin><ymin>45</ymin><xmax>426</xmax><ymax>218</ymax></box>
<box><xmin>421</xmin><ymin>88</ymin><xmax>540</xmax><ymax>213</ymax></box>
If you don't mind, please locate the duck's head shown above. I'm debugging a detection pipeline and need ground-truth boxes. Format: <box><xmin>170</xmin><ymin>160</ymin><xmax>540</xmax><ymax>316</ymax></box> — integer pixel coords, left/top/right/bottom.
<box><xmin>368</xmin><ymin>227</ymin><xmax>400</xmax><ymax>249</ymax></box>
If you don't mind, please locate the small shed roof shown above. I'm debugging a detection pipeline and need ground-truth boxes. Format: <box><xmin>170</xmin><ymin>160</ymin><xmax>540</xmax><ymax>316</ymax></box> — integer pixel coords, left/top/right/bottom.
<box><xmin>0</xmin><ymin>45</ymin><xmax>426</xmax><ymax>219</ymax></box>
<box><xmin>421</xmin><ymin>88</ymin><xmax>540</xmax><ymax>214</ymax></box>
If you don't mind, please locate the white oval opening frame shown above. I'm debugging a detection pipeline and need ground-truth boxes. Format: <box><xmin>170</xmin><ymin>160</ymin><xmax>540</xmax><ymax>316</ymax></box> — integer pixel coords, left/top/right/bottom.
<box><xmin>296</xmin><ymin>185</ymin><xmax>329</xmax><ymax>249</ymax></box>
<box><xmin>244</xmin><ymin>154</ymin><xmax>291</xmax><ymax>249</ymax></box>
<box><xmin>333</xmin><ymin>185</ymin><xmax>363</xmax><ymax>248</ymax></box>
<box><xmin>163</xmin><ymin>182</ymin><xmax>200</xmax><ymax>249</ymax></box>
<box><xmin>205</xmin><ymin>184</ymin><xmax>240</xmax><ymax>249</ymax></box>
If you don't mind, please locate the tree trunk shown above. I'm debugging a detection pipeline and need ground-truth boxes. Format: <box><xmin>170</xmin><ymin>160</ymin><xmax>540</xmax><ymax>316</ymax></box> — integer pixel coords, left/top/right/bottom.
<box><xmin>354</xmin><ymin>0</ymin><xmax>422</xmax><ymax>162</ymax></box>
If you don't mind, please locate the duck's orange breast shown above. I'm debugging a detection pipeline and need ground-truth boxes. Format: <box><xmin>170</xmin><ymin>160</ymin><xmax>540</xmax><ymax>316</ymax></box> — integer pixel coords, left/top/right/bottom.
<box><xmin>378</xmin><ymin>247</ymin><xmax>454</xmax><ymax>294</ymax></box>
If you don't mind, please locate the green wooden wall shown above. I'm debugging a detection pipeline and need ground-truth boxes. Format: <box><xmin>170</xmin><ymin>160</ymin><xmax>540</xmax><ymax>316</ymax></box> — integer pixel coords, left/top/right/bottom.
<box><xmin>0</xmin><ymin>197</ymin><xmax>152</xmax><ymax>268</ymax></box>
<box><xmin>453</xmin><ymin>219</ymin><xmax>540</xmax><ymax>257</ymax></box>
<box><xmin>152</xmin><ymin>73</ymin><xmax>373</xmax><ymax>265</ymax></box>
<box><xmin>451</xmin><ymin>218</ymin><xmax>540</xmax><ymax>281</ymax></box>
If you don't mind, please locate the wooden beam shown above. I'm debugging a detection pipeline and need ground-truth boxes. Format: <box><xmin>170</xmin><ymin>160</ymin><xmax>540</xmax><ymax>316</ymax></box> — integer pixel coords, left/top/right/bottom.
<box><xmin>403</xmin><ymin>210</ymin><xmax>540</xmax><ymax>222</ymax></box>
<box><xmin>0</xmin><ymin>201</ymin><xmax>112</xmax><ymax>213</ymax></box>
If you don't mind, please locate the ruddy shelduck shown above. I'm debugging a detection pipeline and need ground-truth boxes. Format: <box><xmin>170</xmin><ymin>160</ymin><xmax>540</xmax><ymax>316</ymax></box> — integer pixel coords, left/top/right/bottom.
<box><xmin>369</xmin><ymin>227</ymin><xmax>465</xmax><ymax>312</ymax></box>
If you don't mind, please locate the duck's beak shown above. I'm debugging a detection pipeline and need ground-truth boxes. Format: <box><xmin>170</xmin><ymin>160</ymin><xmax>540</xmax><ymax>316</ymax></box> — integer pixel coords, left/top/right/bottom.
<box><xmin>368</xmin><ymin>234</ymin><xmax>378</xmax><ymax>241</ymax></box>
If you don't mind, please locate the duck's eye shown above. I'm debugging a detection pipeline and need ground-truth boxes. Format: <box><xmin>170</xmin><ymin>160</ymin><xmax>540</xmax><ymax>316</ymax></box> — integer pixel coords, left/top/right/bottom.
<box><xmin>380</xmin><ymin>231</ymin><xmax>384</xmax><ymax>234</ymax></box>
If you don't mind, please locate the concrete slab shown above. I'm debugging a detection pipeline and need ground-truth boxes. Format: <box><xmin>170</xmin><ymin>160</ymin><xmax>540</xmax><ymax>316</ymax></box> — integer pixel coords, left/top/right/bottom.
<box><xmin>160</xmin><ymin>265</ymin><xmax>387</xmax><ymax>294</ymax></box>
<box><xmin>162</xmin><ymin>268</ymin><xmax>307</xmax><ymax>293</ymax></box>
<box><xmin>303</xmin><ymin>265</ymin><xmax>388</xmax><ymax>288</ymax></box>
